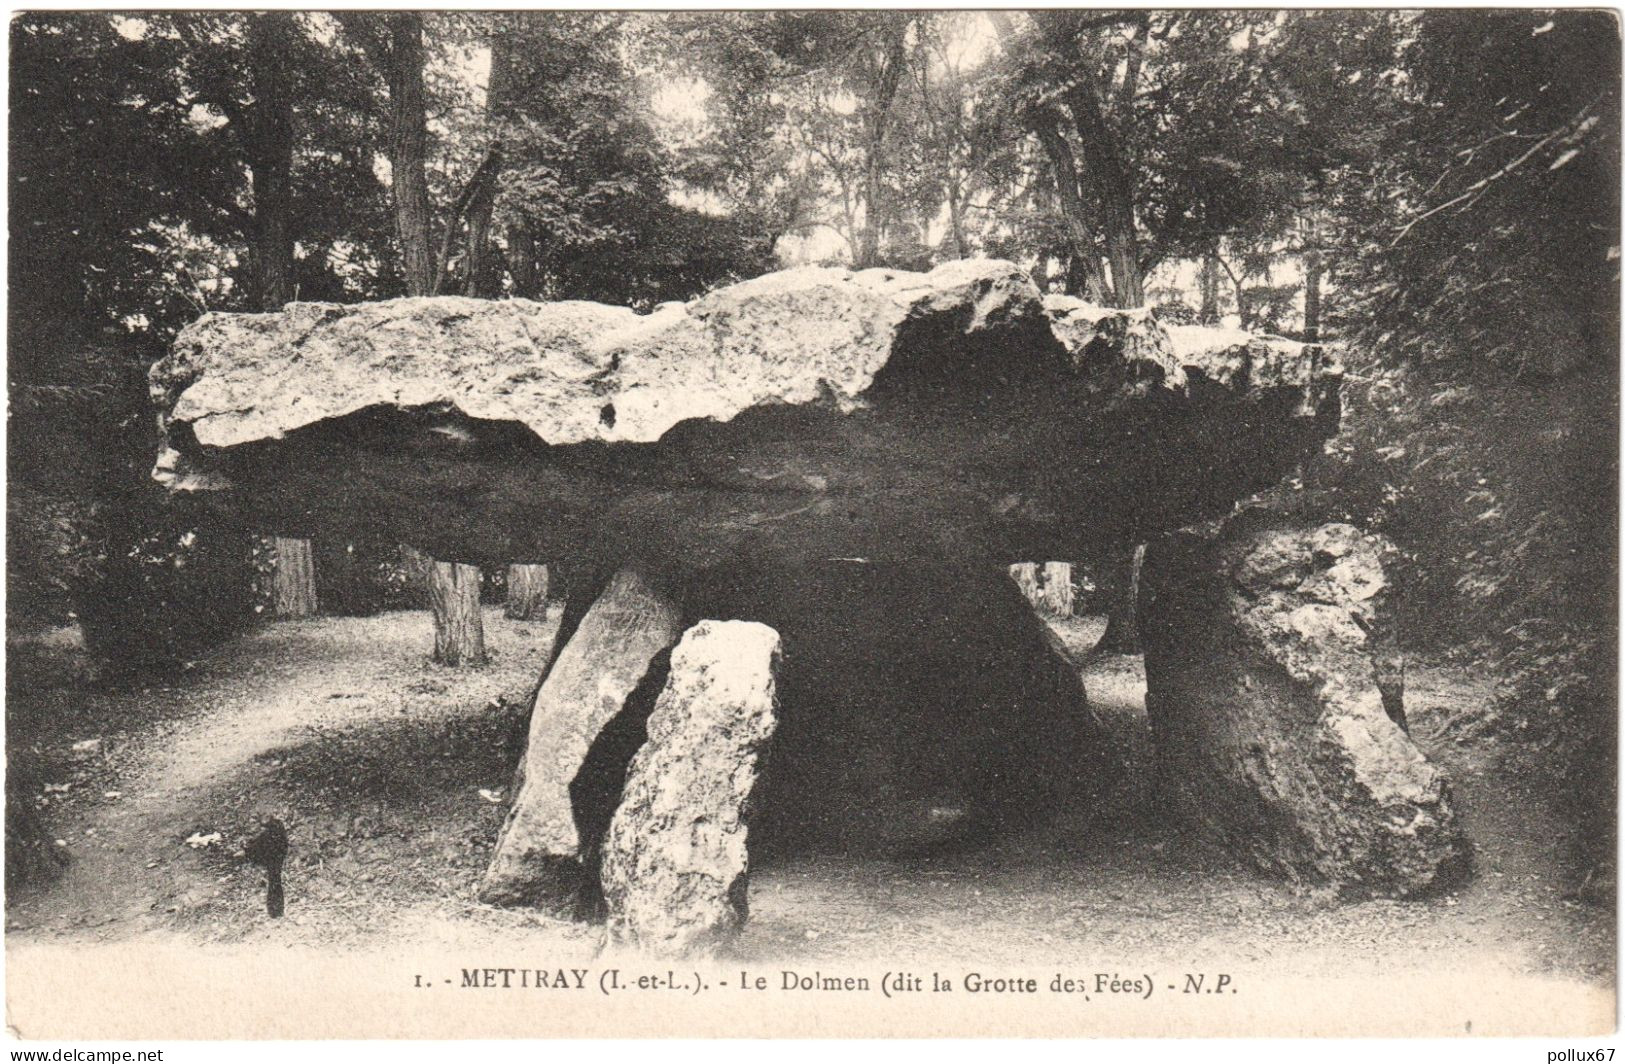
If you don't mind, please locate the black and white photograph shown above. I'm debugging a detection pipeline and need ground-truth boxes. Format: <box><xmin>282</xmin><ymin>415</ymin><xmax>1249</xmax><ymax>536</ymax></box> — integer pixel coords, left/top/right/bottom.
<box><xmin>4</xmin><ymin>5</ymin><xmax>1618</xmax><ymax>1046</ymax></box>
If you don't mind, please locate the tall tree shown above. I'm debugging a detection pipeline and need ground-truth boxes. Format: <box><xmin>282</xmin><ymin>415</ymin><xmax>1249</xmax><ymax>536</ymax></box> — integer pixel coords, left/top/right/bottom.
<box><xmin>243</xmin><ymin>13</ymin><xmax>319</xmax><ymax>617</ymax></box>
<box><xmin>335</xmin><ymin>11</ymin><xmax>439</xmax><ymax>295</ymax></box>
<box><xmin>990</xmin><ymin>10</ymin><xmax>1138</xmax><ymax>305</ymax></box>
<box><xmin>850</xmin><ymin>15</ymin><xmax>913</xmax><ymax>267</ymax></box>
<box><xmin>244</xmin><ymin>12</ymin><xmax>296</xmax><ymax>309</ymax></box>
<box><xmin>663</xmin><ymin>12</ymin><xmax>929</xmax><ymax>270</ymax></box>
<box><xmin>986</xmin><ymin>11</ymin><xmax>1332</xmax><ymax>308</ymax></box>
<box><xmin>408</xmin><ymin>12</ymin><xmax>778</xmax><ymax>307</ymax></box>
<box><xmin>1033</xmin><ymin>11</ymin><xmax>1146</xmax><ymax>306</ymax></box>
<box><xmin>341</xmin><ymin>12</ymin><xmax>486</xmax><ymax>662</ymax></box>
<box><xmin>384</xmin><ymin>13</ymin><xmax>435</xmax><ymax>296</ymax></box>
<box><xmin>9</xmin><ymin>14</ymin><xmax>238</xmax><ymax>367</ymax></box>
<box><xmin>461</xmin><ymin>25</ymin><xmax>516</xmax><ymax>298</ymax></box>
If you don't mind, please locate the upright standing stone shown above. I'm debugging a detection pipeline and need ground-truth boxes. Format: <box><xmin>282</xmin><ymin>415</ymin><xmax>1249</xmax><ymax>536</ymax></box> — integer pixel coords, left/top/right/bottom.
<box><xmin>600</xmin><ymin>620</ymin><xmax>781</xmax><ymax>956</ymax></box>
<box><xmin>480</xmin><ymin>568</ymin><xmax>683</xmax><ymax>911</ymax></box>
<box><xmin>1139</xmin><ymin>517</ymin><xmax>1469</xmax><ymax>896</ymax></box>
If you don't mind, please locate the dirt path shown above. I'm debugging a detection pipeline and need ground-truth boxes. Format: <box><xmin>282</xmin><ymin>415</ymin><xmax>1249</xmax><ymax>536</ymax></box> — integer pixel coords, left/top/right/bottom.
<box><xmin>7</xmin><ymin>608</ymin><xmax>568</xmax><ymax>946</ymax></box>
<box><xmin>739</xmin><ymin>637</ymin><xmax>1614</xmax><ymax>983</ymax></box>
<box><xmin>6</xmin><ymin>609</ymin><xmax>1614</xmax><ymax>988</ymax></box>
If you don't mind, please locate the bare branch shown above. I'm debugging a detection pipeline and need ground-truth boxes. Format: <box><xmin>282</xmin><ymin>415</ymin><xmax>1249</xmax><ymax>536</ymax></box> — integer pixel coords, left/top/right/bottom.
<box><xmin>430</xmin><ymin>145</ymin><xmax>505</xmax><ymax>296</ymax></box>
<box><xmin>1391</xmin><ymin>96</ymin><xmax>1605</xmax><ymax>248</ymax></box>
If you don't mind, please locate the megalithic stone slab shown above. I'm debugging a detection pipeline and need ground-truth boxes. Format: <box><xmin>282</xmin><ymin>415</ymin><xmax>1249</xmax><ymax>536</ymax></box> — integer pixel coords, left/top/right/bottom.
<box><xmin>600</xmin><ymin>619</ymin><xmax>781</xmax><ymax>957</ymax></box>
<box><xmin>479</xmin><ymin>568</ymin><xmax>683</xmax><ymax>911</ymax></box>
<box><xmin>1138</xmin><ymin>517</ymin><xmax>1469</xmax><ymax>896</ymax></box>
<box><xmin>148</xmin><ymin>260</ymin><xmax>1342</xmax><ymax>570</ymax></box>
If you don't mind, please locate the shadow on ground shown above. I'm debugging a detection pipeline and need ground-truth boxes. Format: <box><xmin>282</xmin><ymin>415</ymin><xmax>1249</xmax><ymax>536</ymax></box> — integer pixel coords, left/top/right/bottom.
<box><xmin>4</xmin><ymin>608</ymin><xmax>1614</xmax><ymax>984</ymax></box>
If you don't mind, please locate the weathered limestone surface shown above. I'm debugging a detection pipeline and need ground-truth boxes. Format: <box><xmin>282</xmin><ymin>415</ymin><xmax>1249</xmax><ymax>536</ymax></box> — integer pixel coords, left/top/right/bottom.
<box><xmin>600</xmin><ymin>620</ymin><xmax>781</xmax><ymax>956</ymax></box>
<box><xmin>1043</xmin><ymin>295</ymin><xmax>1186</xmax><ymax>400</ymax></box>
<box><xmin>149</xmin><ymin>259</ymin><xmax>1340</xmax><ymax>569</ymax></box>
<box><xmin>1166</xmin><ymin>324</ymin><xmax>1331</xmax><ymax>416</ymax></box>
<box><xmin>478</xmin><ymin>569</ymin><xmax>683</xmax><ymax>911</ymax></box>
<box><xmin>691</xmin><ymin>560</ymin><xmax>1103</xmax><ymax>855</ymax></box>
<box><xmin>1138</xmin><ymin>517</ymin><xmax>1469</xmax><ymax>896</ymax></box>
<box><xmin>155</xmin><ymin>260</ymin><xmax>1042</xmax><ymax>451</ymax></box>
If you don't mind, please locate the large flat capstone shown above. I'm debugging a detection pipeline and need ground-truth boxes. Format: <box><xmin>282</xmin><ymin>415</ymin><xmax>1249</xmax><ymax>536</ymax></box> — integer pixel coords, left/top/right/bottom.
<box><xmin>150</xmin><ymin>260</ymin><xmax>1340</xmax><ymax>570</ymax></box>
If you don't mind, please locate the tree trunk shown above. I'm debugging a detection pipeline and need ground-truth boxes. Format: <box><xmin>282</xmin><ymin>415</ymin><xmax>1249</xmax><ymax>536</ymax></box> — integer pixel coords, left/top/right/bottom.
<box><xmin>507</xmin><ymin>225</ymin><xmax>541</xmax><ymax>299</ymax></box>
<box><xmin>272</xmin><ymin>536</ymin><xmax>317</xmax><ymax>618</ymax></box>
<box><xmin>858</xmin><ymin>169</ymin><xmax>882</xmax><ymax>267</ymax></box>
<box><xmin>1200</xmin><ymin>251</ymin><xmax>1221</xmax><ymax>324</ymax></box>
<box><xmin>464</xmin><ymin>26</ymin><xmax>516</xmax><ymax>297</ymax></box>
<box><xmin>428</xmin><ymin>560</ymin><xmax>486</xmax><ymax>666</ymax></box>
<box><xmin>1062</xmin><ymin>79</ymin><xmax>1144</xmax><ymax>308</ymax></box>
<box><xmin>245</xmin><ymin>13</ymin><xmax>296</xmax><ymax>311</ymax></box>
<box><xmin>1063</xmin><ymin>252</ymin><xmax>1082</xmax><ymax>297</ymax></box>
<box><xmin>1084</xmin><ymin>266</ymin><xmax>1109</xmax><ymax>303</ymax></box>
<box><xmin>385</xmin><ymin>13</ymin><xmax>435</xmax><ymax>296</ymax></box>
<box><xmin>1040</xmin><ymin>561</ymin><xmax>1075</xmax><ymax>617</ymax></box>
<box><xmin>856</xmin><ymin>22</ymin><xmax>910</xmax><ymax>269</ymax></box>
<box><xmin>1033</xmin><ymin>116</ymin><xmax>1110</xmax><ymax>301</ymax></box>
<box><xmin>247</xmin><ymin>15</ymin><xmax>303</xmax><ymax>607</ymax></box>
<box><xmin>1216</xmin><ymin>253</ymin><xmax>1249</xmax><ymax>330</ymax></box>
<box><xmin>945</xmin><ymin>181</ymin><xmax>968</xmax><ymax>260</ymax></box>
<box><xmin>1101</xmin><ymin>215</ymin><xmax>1144</xmax><ymax>308</ymax></box>
<box><xmin>1303</xmin><ymin>248</ymin><xmax>1323</xmax><ymax>343</ymax></box>
<box><xmin>1096</xmin><ymin>544</ymin><xmax>1144</xmax><ymax>653</ymax></box>
<box><xmin>1063</xmin><ymin>249</ymin><xmax>1109</xmax><ymax>302</ymax></box>
<box><xmin>464</xmin><ymin>189</ymin><xmax>494</xmax><ymax>297</ymax></box>
<box><xmin>464</xmin><ymin>175</ymin><xmax>500</xmax><ymax>297</ymax></box>
<box><xmin>505</xmin><ymin>563</ymin><xmax>549</xmax><ymax>620</ymax></box>
<box><xmin>858</xmin><ymin>149</ymin><xmax>888</xmax><ymax>268</ymax></box>
<box><xmin>1001</xmin><ymin>11</ymin><xmax>1146</xmax><ymax>308</ymax></box>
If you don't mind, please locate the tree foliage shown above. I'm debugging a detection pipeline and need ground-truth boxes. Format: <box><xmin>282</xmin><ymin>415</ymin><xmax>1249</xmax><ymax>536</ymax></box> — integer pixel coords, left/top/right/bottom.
<box><xmin>1333</xmin><ymin>10</ymin><xmax>1620</xmax><ymax>375</ymax></box>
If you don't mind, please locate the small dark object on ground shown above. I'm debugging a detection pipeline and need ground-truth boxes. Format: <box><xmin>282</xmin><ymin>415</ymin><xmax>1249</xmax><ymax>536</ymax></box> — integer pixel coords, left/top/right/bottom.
<box><xmin>244</xmin><ymin>818</ymin><xmax>288</xmax><ymax>917</ymax></box>
<box><xmin>1376</xmin><ymin>650</ymin><xmax>1408</xmax><ymax>733</ymax></box>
